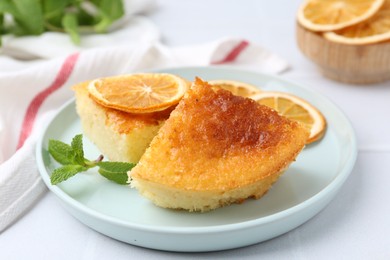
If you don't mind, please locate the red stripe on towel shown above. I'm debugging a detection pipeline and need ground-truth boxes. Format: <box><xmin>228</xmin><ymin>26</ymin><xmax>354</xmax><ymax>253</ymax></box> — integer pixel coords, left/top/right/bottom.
<box><xmin>211</xmin><ymin>40</ymin><xmax>249</xmax><ymax>64</ymax></box>
<box><xmin>16</xmin><ymin>53</ymin><xmax>80</xmax><ymax>149</ymax></box>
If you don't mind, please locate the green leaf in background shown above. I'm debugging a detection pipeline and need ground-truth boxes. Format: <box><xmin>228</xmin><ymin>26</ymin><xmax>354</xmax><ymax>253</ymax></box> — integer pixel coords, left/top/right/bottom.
<box><xmin>11</xmin><ymin>0</ymin><xmax>44</xmax><ymax>35</ymax></box>
<box><xmin>0</xmin><ymin>0</ymin><xmax>18</xmax><ymax>37</ymax></box>
<box><xmin>0</xmin><ymin>14</ymin><xmax>3</xmax><ymax>32</ymax></box>
<box><xmin>0</xmin><ymin>14</ymin><xmax>3</xmax><ymax>46</ymax></box>
<box><xmin>42</xmin><ymin>0</ymin><xmax>70</xmax><ymax>29</ymax></box>
<box><xmin>70</xmin><ymin>133</ymin><xmax>84</xmax><ymax>164</ymax></box>
<box><xmin>0</xmin><ymin>0</ymin><xmax>125</xmax><ymax>45</ymax></box>
<box><xmin>50</xmin><ymin>164</ymin><xmax>87</xmax><ymax>185</ymax></box>
<box><xmin>42</xmin><ymin>0</ymin><xmax>70</xmax><ymax>20</ymax></box>
<box><xmin>76</xmin><ymin>5</ymin><xmax>96</xmax><ymax>26</ymax></box>
<box><xmin>92</xmin><ymin>0</ymin><xmax>124</xmax><ymax>33</ymax></box>
<box><xmin>0</xmin><ymin>0</ymin><xmax>17</xmax><ymax>16</ymax></box>
<box><xmin>48</xmin><ymin>139</ymin><xmax>75</xmax><ymax>165</ymax></box>
<box><xmin>97</xmin><ymin>161</ymin><xmax>135</xmax><ymax>185</ymax></box>
<box><xmin>62</xmin><ymin>13</ymin><xmax>80</xmax><ymax>44</ymax></box>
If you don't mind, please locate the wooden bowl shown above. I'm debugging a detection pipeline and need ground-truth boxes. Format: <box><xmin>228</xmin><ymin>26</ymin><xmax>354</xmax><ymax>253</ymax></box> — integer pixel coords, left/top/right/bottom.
<box><xmin>296</xmin><ymin>23</ymin><xmax>390</xmax><ymax>84</ymax></box>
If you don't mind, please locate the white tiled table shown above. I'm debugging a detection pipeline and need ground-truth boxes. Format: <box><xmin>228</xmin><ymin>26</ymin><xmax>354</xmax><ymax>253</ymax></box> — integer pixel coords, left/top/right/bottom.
<box><xmin>1</xmin><ymin>1</ymin><xmax>390</xmax><ymax>259</ymax></box>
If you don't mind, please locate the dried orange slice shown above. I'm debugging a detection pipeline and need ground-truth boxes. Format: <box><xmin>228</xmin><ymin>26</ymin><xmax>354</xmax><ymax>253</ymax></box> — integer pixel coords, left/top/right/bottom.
<box><xmin>324</xmin><ymin>0</ymin><xmax>390</xmax><ymax>44</ymax></box>
<box><xmin>250</xmin><ymin>92</ymin><xmax>326</xmax><ymax>144</ymax></box>
<box><xmin>88</xmin><ymin>73</ymin><xmax>189</xmax><ymax>113</ymax></box>
<box><xmin>208</xmin><ymin>79</ymin><xmax>261</xmax><ymax>97</ymax></box>
<box><xmin>297</xmin><ymin>0</ymin><xmax>385</xmax><ymax>32</ymax></box>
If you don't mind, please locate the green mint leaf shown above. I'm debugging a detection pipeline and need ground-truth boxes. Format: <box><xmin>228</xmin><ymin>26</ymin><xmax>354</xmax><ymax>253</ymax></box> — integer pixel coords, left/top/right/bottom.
<box><xmin>97</xmin><ymin>161</ymin><xmax>135</xmax><ymax>185</ymax></box>
<box><xmin>0</xmin><ymin>14</ymin><xmax>3</xmax><ymax>46</ymax></box>
<box><xmin>50</xmin><ymin>164</ymin><xmax>86</xmax><ymax>185</ymax></box>
<box><xmin>0</xmin><ymin>0</ymin><xmax>18</xmax><ymax>16</ymax></box>
<box><xmin>48</xmin><ymin>134</ymin><xmax>135</xmax><ymax>186</ymax></box>
<box><xmin>0</xmin><ymin>0</ymin><xmax>22</xmax><ymax>35</ymax></box>
<box><xmin>0</xmin><ymin>13</ymin><xmax>3</xmax><ymax>30</ymax></box>
<box><xmin>91</xmin><ymin>0</ymin><xmax>124</xmax><ymax>20</ymax></box>
<box><xmin>42</xmin><ymin>0</ymin><xmax>70</xmax><ymax>28</ymax></box>
<box><xmin>92</xmin><ymin>0</ymin><xmax>124</xmax><ymax>33</ymax></box>
<box><xmin>93</xmin><ymin>17</ymin><xmax>112</xmax><ymax>33</ymax></box>
<box><xmin>1</xmin><ymin>0</ymin><xmax>125</xmax><ymax>45</ymax></box>
<box><xmin>70</xmin><ymin>134</ymin><xmax>84</xmax><ymax>164</ymax></box>
<box><xmin>48</xmin><ymin>139</ymin><xmax>75</xmax><ymax>165</ymax></box>
<box><xmin>62</xmin><ymin>12</ymin><xmax>80</xmax><ymax>44</ymax></box>
<box><xmin>76</xmin><ymin>6</ymin><xmax>95</xmax><ymax>26</ymax></box>
<box><xmin>12</xmin><ymin>0</ymin><xmax>44</xmax><ymax>35</ymax></box>
<box><xmin>42</xmin><ymin>0</ymin><xmax>70</xmax><ymax>20</ymax></box>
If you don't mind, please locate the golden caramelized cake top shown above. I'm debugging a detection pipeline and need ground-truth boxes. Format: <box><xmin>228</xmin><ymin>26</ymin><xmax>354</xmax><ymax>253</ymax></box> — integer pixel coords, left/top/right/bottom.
<box><xmin>130</xmin><ymin>78</ymin><xmax>310</xmax><ymax>191</ymax></box>
<box><xmin>73</xmin><ymin>81</ymin><xmax>173</xmax><ymax>134</ymax></box>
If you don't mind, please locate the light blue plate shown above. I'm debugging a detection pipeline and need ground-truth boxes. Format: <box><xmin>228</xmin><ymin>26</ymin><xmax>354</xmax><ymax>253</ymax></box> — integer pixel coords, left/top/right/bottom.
<box><xmin>36</xmin><ymin>67</ymin><xmax>357</xmax><ymax>252</ymax></box>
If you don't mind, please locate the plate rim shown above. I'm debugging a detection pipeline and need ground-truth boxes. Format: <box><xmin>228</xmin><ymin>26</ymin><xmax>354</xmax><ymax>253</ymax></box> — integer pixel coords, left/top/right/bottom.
<box><xmin>36</xmin><ymin>66</ymin><xmax>358</xmax><ymax>235</ymax></box>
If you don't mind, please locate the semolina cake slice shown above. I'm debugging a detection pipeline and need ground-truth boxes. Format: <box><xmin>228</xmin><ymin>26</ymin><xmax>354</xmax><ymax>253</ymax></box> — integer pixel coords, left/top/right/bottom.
<box><xmin>129</xmin><ymin>78</ymin><xmax>310</xmax><ymax>212</ymax></box>
<box><xmin>73</xmin><ymin>81</ymin><xmax>173</xmax><ymax>163</ymax></box>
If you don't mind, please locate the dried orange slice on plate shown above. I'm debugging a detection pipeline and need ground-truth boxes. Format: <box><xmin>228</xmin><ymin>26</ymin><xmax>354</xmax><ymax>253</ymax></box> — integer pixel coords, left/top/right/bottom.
<box><xmin>88</xmin><ymin>73</ymin><xmax>189</xmax><ymax>113</ymax></box>
<box><xmin>208</xmin><ymin>79</ymin><xmax>261</xmax><ymax>97</ymax></box>
<box><xmin>250</xmin><ymin>91</ymin><xmax>326</xmax><ymax>144</ymax></box>
<box><xmin>297</xmin><ymin>0</ymin><xmax>385</xmax><ymax>32</ymax></box>
<box><xmin>324</xmin><ymin>0</ymin><xmax>390</xmax><ymax>44</ymax></box>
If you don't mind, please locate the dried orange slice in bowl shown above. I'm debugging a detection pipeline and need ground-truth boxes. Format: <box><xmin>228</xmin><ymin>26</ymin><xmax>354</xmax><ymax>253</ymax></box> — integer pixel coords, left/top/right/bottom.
<box><xmin>250</xmin><ymin>91</ymin><xmax>326</xmax><ymax>144</ymax></box>
<box><xmin>297</xmin><ymin>0</ymin><xmax>385</xmax><ymax>32</ymax></box>
<box><xmin>88</xmin><ymin>73</ymin><xmax>189</xmax><ymax>114</ymax></box>
<box><xmin>324</xmin><ymin>0</ymin><xmax>390</xmax><ymax>44</ymax></box>
<box><xmin>208</xmin><ymin>79</ymin><xmax>261</xmax><ymax>97</ymax></box>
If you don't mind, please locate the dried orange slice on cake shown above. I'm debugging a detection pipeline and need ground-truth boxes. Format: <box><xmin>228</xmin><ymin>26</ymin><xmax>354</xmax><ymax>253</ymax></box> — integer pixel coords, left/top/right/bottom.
<box><xmin>88</xmin><ymin>73</ymin><xmax>189</xmax><ymax>113</ymax></box>
<box><xmin>250</xmin><ymin>92</ymin><xmax>326</xmax><ymax>144</ymax></box>
<box><xmin>297</xmin><ymin>0</ymin><xmax>385</xmax><ymax>32</ymax></box>
<box><xmin>324</xmin><ymin>0</ymin><xmax>390</xmax><ymax>44</ymax></box>
<box><xmin>208</xmin><ymin>79</ymin><xmax>261</xmax><ymax>97</ymax></box>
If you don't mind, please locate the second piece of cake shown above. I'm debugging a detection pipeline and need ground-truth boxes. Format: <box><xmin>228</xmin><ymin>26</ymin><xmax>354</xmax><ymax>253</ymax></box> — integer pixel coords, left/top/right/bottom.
<box><xmin>73</xmin><ymin>73</ymin><xmax>189</xmax><ymax>163</ymax></box>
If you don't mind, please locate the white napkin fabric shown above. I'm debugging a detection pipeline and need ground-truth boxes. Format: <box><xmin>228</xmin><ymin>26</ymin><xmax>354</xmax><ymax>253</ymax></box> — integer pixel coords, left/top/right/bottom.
<box><xmin>0</xmin><ymin>38</ymin><xmax>288</xmax><ymax>232</ymax></box>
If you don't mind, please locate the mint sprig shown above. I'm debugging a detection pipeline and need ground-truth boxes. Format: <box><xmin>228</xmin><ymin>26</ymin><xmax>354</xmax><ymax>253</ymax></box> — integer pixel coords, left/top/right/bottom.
<box><xmin>48</xmin><ymin>134</ymin><xmax>135</xmax><ymax>185</ymax></box>
<box><xmin>0</xmin><ymin>0</ymin><xmax>125</xmax><ymax>45</ymax></box>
